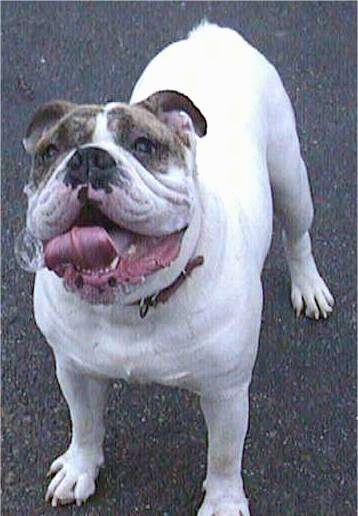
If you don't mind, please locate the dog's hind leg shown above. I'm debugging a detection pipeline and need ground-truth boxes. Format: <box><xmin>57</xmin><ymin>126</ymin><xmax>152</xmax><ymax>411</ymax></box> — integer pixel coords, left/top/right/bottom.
<box><xmin>267</xmin><ymin>71</ymin><xmax>334</xmax><ymax>319</ymax></box>
<box><xmin>45</xmin><ymin>356</ymin><xmax>109</xmax><ymax>507</ymax></box>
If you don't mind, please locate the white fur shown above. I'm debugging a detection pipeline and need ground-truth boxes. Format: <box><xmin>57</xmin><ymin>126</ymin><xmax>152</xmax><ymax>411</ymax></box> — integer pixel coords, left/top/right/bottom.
<box><xmin>34</xmin><ymin>23</ymin><xmax>334</xmax><ymax>512</ymax></box>
<box><xmin>92</xmin><ymin>111</ymin><xmax>115</xmax><ymax>145</ymax></box>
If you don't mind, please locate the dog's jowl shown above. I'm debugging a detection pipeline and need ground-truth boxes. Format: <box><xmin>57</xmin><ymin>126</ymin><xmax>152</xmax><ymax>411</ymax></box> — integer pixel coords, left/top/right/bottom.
<box><xmin>21</xmin><ymin>23</ymin><xmax>334</xmax><ymax>514</ymax></box>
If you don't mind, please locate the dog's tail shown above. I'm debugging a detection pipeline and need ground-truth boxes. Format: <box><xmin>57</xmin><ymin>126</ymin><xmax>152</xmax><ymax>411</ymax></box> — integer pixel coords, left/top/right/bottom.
<box><xmin>188</xmin><ymin>20</ymin><xmax>225</xmax><ymax>40</ymax></box>
<box><xmin>187</xmin><ymin>20</ymin><xmax>248</xmax><ymax>51</ymax></box>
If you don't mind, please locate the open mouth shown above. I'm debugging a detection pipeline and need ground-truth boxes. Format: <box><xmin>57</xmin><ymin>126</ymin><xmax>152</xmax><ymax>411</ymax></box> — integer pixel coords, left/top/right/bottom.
<box><xmin>44</xmin><ymin>202</ymin><xmax>185</xmax><ymax>303</ymax></box>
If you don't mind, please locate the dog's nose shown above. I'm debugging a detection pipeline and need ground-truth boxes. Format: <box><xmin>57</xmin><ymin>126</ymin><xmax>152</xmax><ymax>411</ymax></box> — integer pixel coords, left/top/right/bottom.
<box><xmin>65</xmin><ymin>148</ymin><xmax>116</xmax><ymax>192</ymax></box>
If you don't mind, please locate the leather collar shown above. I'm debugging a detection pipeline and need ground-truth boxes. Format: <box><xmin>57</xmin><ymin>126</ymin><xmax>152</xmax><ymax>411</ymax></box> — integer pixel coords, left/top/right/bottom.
<box><xmin>132</xmin><ymin>255</ymin><xmax>204</xmax><ymax>318</ymax></box>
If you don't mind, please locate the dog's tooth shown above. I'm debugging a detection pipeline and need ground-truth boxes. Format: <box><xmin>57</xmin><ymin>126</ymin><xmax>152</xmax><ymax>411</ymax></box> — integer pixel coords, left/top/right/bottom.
<box><xmin>128</xmin><ymin>244</ymin><xmax>137</xmax><ymax>256</ymax></box>
<box><xmin>110</xmin><ymin>256</ymin><xmax>120</xmax><ymax>269</ymax></box>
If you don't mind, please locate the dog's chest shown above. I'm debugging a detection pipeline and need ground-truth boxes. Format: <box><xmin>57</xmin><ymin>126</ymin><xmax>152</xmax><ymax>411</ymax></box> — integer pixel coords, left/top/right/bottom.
<box><xmin>33</xmin><ymin>180</ymin><xmax>262</xmax><ymax>391</ymax></box>
<box><xmin>33</xmin><ymin>269</ymin><xmax>221</xmax><ymax>389</ymax></box>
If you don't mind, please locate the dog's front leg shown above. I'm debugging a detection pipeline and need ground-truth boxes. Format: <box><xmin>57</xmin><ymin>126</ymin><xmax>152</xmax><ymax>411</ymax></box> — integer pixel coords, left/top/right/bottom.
<box><xmin>198</xmin><ymin>385</ymin><xmax>251</xmax><ymax>516</ymax></box>
<box><xmin>45</xmin><ymin>355</ymin><xmax>109</xmax><ymax>507</ymax></box>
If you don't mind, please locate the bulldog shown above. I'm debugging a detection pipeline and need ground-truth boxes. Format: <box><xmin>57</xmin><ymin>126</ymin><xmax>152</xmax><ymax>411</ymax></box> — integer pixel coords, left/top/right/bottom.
<box><xmin>22</xmin><ymin>23</ymin><xmax>334</xmax><ymax>515</ymax></box>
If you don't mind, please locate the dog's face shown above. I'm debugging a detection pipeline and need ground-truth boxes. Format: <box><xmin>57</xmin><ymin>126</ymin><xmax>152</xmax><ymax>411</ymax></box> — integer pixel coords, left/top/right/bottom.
<box><xmin>23</xmin><ymin>91</ymin><xmax>207</xmax><ymax>305</ymax></box>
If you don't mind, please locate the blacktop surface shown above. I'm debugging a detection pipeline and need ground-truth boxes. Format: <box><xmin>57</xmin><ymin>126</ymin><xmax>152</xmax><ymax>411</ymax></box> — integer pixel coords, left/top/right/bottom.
<box><xmin>1</xmin><ymin>2</ymin><xmax>356</xmax><ymax>515</ymax></box>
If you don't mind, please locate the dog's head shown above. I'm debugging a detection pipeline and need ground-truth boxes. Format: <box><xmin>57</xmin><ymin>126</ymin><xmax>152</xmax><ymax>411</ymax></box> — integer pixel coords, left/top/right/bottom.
<box><xmin>23</xmin><ymin>91</ymin><xmax>207</xmax><ymax>305</ymax></box>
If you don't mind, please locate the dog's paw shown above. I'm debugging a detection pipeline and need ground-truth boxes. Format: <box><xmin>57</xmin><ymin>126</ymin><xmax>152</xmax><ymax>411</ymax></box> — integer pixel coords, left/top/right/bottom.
<box><xmin>198</xmin><ymin>496</ymin><xmax>250</xmax><ymax>516</ymax></box>
<box><xmin>45</xmin><ymin>446</ymin><xmax>103</xmax><ymax>507</ymax></box>
<box><xmin>289</xmin><ymin>256</ymin><xmax>334</xmax><ymax>320</ymax></box>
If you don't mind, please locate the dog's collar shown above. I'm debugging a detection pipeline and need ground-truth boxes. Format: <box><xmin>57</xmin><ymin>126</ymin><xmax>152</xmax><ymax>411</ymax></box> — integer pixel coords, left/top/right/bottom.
<box><xmin>132</xmin><ymin>255</ymin><xmax>204</xmax><ymax>318</ymax></box>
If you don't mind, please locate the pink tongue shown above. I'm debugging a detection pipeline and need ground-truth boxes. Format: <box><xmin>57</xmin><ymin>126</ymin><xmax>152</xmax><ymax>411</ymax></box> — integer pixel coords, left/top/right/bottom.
<box><xmin>44</xmin><ymin>226</ymin><xmax>117</xmax><ymax>271</ymax></box>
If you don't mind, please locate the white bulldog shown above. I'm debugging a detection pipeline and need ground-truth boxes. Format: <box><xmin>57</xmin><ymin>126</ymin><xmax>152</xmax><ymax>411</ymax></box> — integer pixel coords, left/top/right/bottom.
<box><xmin>22</xmin><ymin>23</ymin><xmax>334</xmax><ymax>515</ymax></box>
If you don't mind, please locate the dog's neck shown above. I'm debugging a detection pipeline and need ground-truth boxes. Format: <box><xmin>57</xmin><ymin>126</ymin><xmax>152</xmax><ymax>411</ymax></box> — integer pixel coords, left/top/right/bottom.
<box><xmin>133</xmin><ymin>254</ymin><xmax>204</xmax><ymax>318</ymax></box>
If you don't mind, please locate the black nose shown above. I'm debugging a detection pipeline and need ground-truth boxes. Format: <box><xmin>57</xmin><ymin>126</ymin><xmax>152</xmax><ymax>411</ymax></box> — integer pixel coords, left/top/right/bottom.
<box><xmin>65</xmin><ymin>148</ymin><xmax>116</xmax><ymax>192</ymax></box>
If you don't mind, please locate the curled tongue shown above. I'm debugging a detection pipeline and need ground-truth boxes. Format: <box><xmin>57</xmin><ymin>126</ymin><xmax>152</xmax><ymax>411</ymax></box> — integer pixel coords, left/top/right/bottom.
<box><xmin>44</xmin><ymin>226</ymin><xmax>117</xmax><ymax>273</ymax></box>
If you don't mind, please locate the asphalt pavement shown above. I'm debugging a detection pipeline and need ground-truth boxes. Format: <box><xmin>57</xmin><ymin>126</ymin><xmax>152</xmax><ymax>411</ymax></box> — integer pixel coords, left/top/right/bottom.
<box><xmin>2</xmin><ymin>2</ymin><xmax>356</xmax><ymax>515</ymax></box>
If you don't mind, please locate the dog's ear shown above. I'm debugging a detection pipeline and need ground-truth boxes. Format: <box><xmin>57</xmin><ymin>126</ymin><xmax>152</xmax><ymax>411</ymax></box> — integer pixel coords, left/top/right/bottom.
<box><xmin>136</xmin><ymin>90</ymin><xmax>207</xmax><ymax>137</ymax></box>
<box><xmin>23</xmin><ymin>100</ymin><xmax>76</xmax><ymax>154</ymax></box>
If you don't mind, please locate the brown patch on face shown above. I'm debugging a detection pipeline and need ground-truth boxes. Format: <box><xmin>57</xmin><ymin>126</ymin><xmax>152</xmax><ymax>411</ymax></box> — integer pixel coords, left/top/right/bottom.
<box><xmin>108</xmin><ymin>104</ymin><xmax>189</xmax><ymax>174</ymax></box>
<box><xmin>37</xmin><ymin>105</ymin><xmax>101</xmax><ymax>152</ymax></box>
<box><xmin>31</xmin><ymin>105</ymin><xmax>101</xmax><ymax>187</ymax></box>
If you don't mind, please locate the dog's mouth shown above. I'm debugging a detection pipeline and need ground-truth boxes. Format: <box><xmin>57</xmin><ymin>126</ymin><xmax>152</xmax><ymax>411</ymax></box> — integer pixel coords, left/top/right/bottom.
<box><xmin>44</xmin><ymin>203</ymin><xmax>185</xmax><ymax>303</ymax></box>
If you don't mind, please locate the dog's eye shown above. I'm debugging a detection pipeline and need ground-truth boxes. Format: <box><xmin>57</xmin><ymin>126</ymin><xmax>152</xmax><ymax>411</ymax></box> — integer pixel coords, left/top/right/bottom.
<box><xmin>133</xmin><ymin>137</ymin><xmax>156</xmax><ymax>156</ymax></box>
<box><xmin>41</xmin><ymin>144</ymin><xmax>59</xmax><ymax>163</ymax></box>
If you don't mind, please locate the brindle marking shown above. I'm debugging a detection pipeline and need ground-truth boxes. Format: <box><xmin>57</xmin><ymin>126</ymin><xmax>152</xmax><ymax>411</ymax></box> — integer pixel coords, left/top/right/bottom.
<box><xmin>26</xmin><ymin>94</ymin><xmax>199</xmax><ymax>188</ymax></box>
<box><xmin>31</xmin><ymin>106</ymin><xmax>101</xmax><ymax>187</ymax></box>
<box><xmin>36</xmin><ymin>106</ymin><xmax>101</xmax><ymax>155</ymax></box>
<box><xmin>107</xmin><ymin>104</ymin><xmax>189</xmax><ymax>174</ymax></box>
